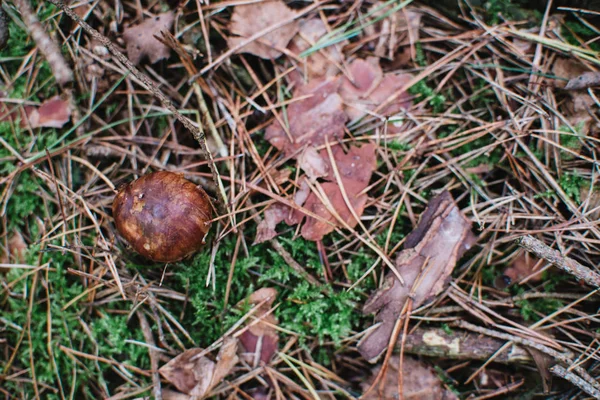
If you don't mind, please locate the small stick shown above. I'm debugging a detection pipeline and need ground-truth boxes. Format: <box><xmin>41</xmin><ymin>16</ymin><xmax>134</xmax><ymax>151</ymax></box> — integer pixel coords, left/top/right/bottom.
<box><xmin>517</xmin><ymin>235</ymin><xmax>600</xmax><ymax>289</ymax></box>
<box><xmin>14</xmin><ymin>0</ymin><xmax>73</xmax><ymax>85</ymax></box>
<box><xmin>550</xmin><ymin>365</ymin><xmax>600</xmax><ymax>399</ymax></box>
<box><xmin>46</xmin><ymin>0</ymin><xmax>227</xmax><ymax>210</ymax></box>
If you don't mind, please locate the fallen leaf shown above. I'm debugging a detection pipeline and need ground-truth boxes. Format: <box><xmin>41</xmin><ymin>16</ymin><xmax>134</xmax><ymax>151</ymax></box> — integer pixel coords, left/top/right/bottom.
<box><xmin>23</xmin><ymin>97</ymin><xmax>71</xmax><ymax>129</ymax></box>
<box><xmin>297</xmin><ymin>143</ymin><xmax>376</xmax><ymax>241</ymax></box>
<box><xmin>238</xmin><ymin>288</ymin><xmax>279</xmax><ymax>366</ymax></box>
<box><xmin>0</xmin><ymin>232</ymin><xmax>27</xmax><ymax>265</ymax></box>
<box><xmin>265</xmin><ymin>77</ymin><xmax>347</xmax><ymax>156</ymax></box>
<box><xmin>288</xmin><ymin>18</ymin><xmax>345</xmax><ymax>81</ymax></box>
<box><xmin>228</xmin><ymin>0</ymin><xmax>299</xmax><ymax>59</ymax></box>
<box><xmin>339</xmin><ymin>58</ymin><xmax>412</xmax><ymax>121</ymax></box>
<box><xmin>358</xmin><ymin>191</ymin><xmax>475</xmax><ymax>361</ymax></box>
<box><xmin>495</xmin><ymin>251</ymin><xmax>543</xmax><ymax>288</ymax></box>
<box><xmin>159</xmin><ymin>337</ymin><xmax>238</xmax><ymax>398</ymax></box>
<box><xmin>320</xmin><ymin>143</ymin><xmax>377</xmax><ymax>187</ymax></box>
<box><xmin>565</xmin><ymin>71</ymin><xmax>600</xmax><ymax>91</ymax></box>
<box><xmin>300</xmin><ymin>179</ymin><xmax>369</xmax><ymax>241</ymax></box>
<box><xmin>361</xmin><ymin>356</ymin><xmax>458</xmax><ymax>400</ymax></box>
<box><xmin>123</xmin><ymin>12</ymin><xmax>174</xmax><ymax>65</ymax></box>
<box><xmin>298</xmin><ymin>146</ymin><xmax>329</xmax><ymax>180</ymax></box>
<box><xmin>254</xmin><ymin>203</ymin><xmax>291</xmax><ymax>244</ymax></box>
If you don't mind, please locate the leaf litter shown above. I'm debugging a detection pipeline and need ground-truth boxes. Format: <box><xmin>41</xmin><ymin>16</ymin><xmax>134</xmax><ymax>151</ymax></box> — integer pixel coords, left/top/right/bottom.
<box><xmin>123</xmin><ymin>12</ymin><xmax>174</xmax><ymax>65</ymax></box>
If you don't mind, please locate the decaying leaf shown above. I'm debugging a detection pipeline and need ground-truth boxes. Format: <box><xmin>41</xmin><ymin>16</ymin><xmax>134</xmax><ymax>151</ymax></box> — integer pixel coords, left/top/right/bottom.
<box><xmin>23</xmin><ymin>97</ymin><xmax>71</xmax><ymax>129</ymax></box>
<box><xmin>358</xmin><ymin>191</ymin><xmax>475</xmax><ymax>361</ymax></box>
<box><xmin>297</xmin><ymin>143</ymin><xmax>377</xmax><ymax>241</ymax></box>
<box><xmin>288</xmin><ymin>18</ymin><xmax>345</xmax><ymax>80</ymax></box>
<box><xmin>123</xmin><ymin>12</ymin><xmax>174</xmax><ymax>65</ymax></box>
<box><xmin>298</xmin><ymin>146</ymin><xmax>329</xmax><ymax>180</ymax></box>
<box><xmin>159</xmin><ymin>337</ymin><xmax>238</xmax><ymax>398</ymax></box>
<box><xmin>339</xmin><ymin>58</ymin><xmax>412</xmax><ymax>121</ymax></box>
<box><xmin>228</xmin><ymin>0</ymin><xmax>299</xmax><ymax>59</ymax></box>
<box><xmin>254</xmin><ymin>203</ymin><xmax>291</xmax><ymax>244</ymax></box>
<box><xmin>361</xmin><ymin>356</ymin><xmax>458</xmax><ymax>400</ymax></box>
<box><xmin>495</xmin><ymin>251</ymin><xmax>543</xmax><ymax>288</ymax></box>
<box><xmin>300</xmin><ymin>180</ymin><xmax>369</xmax><ymax>241</ymax></box>
<box><xmin>238</xmin><ymin>288</ymin><xmax>279</xmax><ymax>366</ymax></box>
<box><xmin>0</xmin><ymin>232</ymin><xmax>27</xmax><ymax>265</ymax></box>
<box><xmin>265</xmin><ymin>77</ymin><xmax>347</xmax><ymax>156</ymax></box>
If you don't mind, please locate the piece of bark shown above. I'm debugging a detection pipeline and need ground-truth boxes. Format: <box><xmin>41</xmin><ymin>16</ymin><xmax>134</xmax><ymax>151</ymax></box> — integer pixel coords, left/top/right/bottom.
<box><xmin>359</xmin><ymin>191</ymin><xmax>476</xmax><ymax>361</ymax></box>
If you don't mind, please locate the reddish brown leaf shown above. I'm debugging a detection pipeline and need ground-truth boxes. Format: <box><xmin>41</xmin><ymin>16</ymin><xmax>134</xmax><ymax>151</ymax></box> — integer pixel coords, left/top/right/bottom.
<box><xmin>496</xmin><ymin>251</ymin><xmax>543</xmax><ymax>288</ymax></box>
<box><xmin>358</xmin><ymin>191</ymin><xmax>475</xmax><ymax>361</ymax></box>
<box><xmin>298</xmin><ymin>146</ymin><xmax>329</xmax><ymax>180</ymax></box>
<box><xmin>361</xmin><ymin>356</ymin><xmax>458</xmax><ymax>400</ymax></box>
<box><xmin>320</xmin><ymin>143</ymin><xmax>377</xmax><ymax>188</ymax></box>
<box><xmin>123</xmin><ymin>12</ymin><xmax>174</xmax><ymax>65</ymax></box>
<box><xmin>300</xmin><ymin>180</ymin><xmax>369</xmax><ymax>241</ymax></box>
<box><xmin>339</xmin><ymin>58</ymin><xmax>412</xmax><ymax>121</ymax></box>
<box><xmin>228</xmin><ymin>0</ymin><xmax>299</xmax><ymax>59</ymax></box>
<box><xmin>23</xmin><ymin>97</ymin><xmax>71</xmax><ymax>128</ymax></box>
<box><xmin>265</xmin><ymin>77</ymin><xmax>347</xmax><ymax>156</ymax></box>
<box><xmin>159</xmin><ymin>337</ymin><xmax>238</xmax><ymax>398</ymax></box>
<box><xmin>0</xmin><ymin>232</ymin><xmax>27</xmax><ymax>265</ymax></box>
<box><xmin>238</xmin><ymin>288</ymin><xmax>279</xmax><ymax>366</ymax></box>
<box><xmin>254</xmin><ymin>203</ymin><xmax>290</xmax><ymax>244</ymax></box>
<box><xmin>288</xmin><ymin>18</ymin><xmax>345</xmax><ymax>81</ymax></box>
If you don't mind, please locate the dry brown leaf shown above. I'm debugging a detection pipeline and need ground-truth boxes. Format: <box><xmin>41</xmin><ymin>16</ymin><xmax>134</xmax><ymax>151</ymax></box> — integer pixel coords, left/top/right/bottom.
<box><xmin>358</xmin><ymin>191</ymin><xmax>475</xmax><ymax>361</ymax></box>
<box><xmin>23</xmin><ymin>97</ymin><xmax>71</xmax><ymax>129</ymax></box>
<box><xmin>300</xmin><ymin>179</ymin><xmax>369</xmax><ymax>241</ymax></box>
<box><xmin>320</xmin><ymin>143</ymin><xmax>377</xmax><ymax>187</ymax></box>
<box><xmin>288</xmin><ymin>18</ymin><xmax>345</xmax><ymax>81</ymax></box>
<box><xmin>265</xmin><ymin>77</ymin><xmax>347</xmax><ymax>156</ymax></box>
<box><xmin>0</xmin><ymin>232</ymin><xmax>27</xmax><ymax>265</ymax></box>
<box><xmin>123</xmin><ymin>12</ymin><xmax>174</xmax><ymax>65</ymax></box>
<box><xmin>496</xmin><ymin>251</ymin><xmax>543</xmax><ymax>288</ymax></box>
<box><xmin>361</xmin><ymin>356</ymin><xmax>458</xmax><ymax>400</ymax></box>
<box><xmin>228</xmin><ymin>0</ymin><xmax>298</xmax><ymax>59</ymax></box>
<box><xmin>254</xmin><ymin>203</ymin><xmax>290</xmax><ymax>244</ymax></box>
<box><xmin>264</xmin><ymin>78</ymin><xmax>347</xmax><ymax>159</ymax></box>
<box><xmin>339</xmin><ymin>58</ymin><xmax>412</xmax><ymax>121</ymax></box>
<box><xmin>159</xmin><ymin>337</ymin><xmax>238</xmax><ymax>398</ymax></box>
<box><xmin>238</xmin><ymin>288</ymin><xmax>279</xmax><ymax>365</ymax></box>
<box><xmin>298</xmin><ymin>146</ymin><xmax>329</xmax><ymax>180</ymax></box>
<box><xmin>297</xmin><ymin>143</ymin><xmax>376</xmax><ymax>241</ymax></box>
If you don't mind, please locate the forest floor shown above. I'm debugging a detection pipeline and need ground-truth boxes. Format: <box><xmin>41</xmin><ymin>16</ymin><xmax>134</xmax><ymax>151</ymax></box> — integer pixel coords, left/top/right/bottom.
<box><xmin>2</xmin><ymin>0</ymin><xmax>600</xmax><ymax>399</ymax></box>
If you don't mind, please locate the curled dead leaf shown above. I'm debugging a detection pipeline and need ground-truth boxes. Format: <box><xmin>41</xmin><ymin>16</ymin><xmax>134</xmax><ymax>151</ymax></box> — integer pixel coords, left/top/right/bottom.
<box><xmin>1</xmin><ymin>232</ymin><xmax>27</xmax><ymax>267</ymax></box>
<box><xmin>228</xmin><ymin>0</ymin><xmax>299</xmax><ymax>59</ymax></box>
<box><xmin>359</xmin><ymin>191</ymin><xmax>476</xmax><ymax>361</ymax></box>
<box><xmin>159</xmin><ymin>337</ymin><xmax>238</xmax><ymax>398</ymax></box>
<box><xmin>361</xmin><ymin>356</ymin><xmax>458</xmax><ymax>400</ymax></box>
<box><xmin>339</xmin><ymin>58</ymin><xmax>412</xmax><ymax>121</ymax></box>
<box><xmin>238</xmin><ymin>288</ymin><xmax>279</xmax><ymax>366</ymax></box>
<box><xmin>123</xmin><ymin>12</ymin><xmax>174</xmax><ymax>65</ymax></box>
<box><xmin>495</xmin><ymin>251</ymin><xmax>543</xmax><ymax>289</ymax></box>
<box><xmin>23</xmin><ymin>97</ymin><xmax>71</xmax><ymax>129</ymax></box>
<box><xmin>265</xmin><ymin>77</ymin><xmax>347</xmax><ymax>156</ymax></box>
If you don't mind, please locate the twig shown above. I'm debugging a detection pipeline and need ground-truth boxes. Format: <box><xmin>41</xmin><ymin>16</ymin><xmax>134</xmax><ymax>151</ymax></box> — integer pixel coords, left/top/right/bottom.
<box><xmin>517</xmin><ymin>235</ymin><xmax>600</xmax><ymax>289</ymax></box>
<box><xmin>46</xmin><ymin>0</ymin><xmax>227</xmax><ymax>210</ymax></box>
<box><xmin>454</xmin><ymin>320</ymin><xmax>600</xmax><ymax>393</ymax></box>
<box><xmin>136</xmin><ymin>310</ymin><xmax>162</xmax><ymax>400</ymax></box>
<box><xmin>550</xmin><ymin>365</ymin><xmax>600</xmax><ymax>399</ymax></box>
<box><xmin>15</xmin><ymin>0</ymin><xmax>73</xmax><ymax>85</ymax></box>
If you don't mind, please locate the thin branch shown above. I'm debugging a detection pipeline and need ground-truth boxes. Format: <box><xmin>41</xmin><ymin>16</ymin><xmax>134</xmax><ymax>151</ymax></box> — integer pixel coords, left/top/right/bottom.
<box><xmin>517</xmin><ymin>235</ymin><xmax>600</xmax><ymax>289</ymax></box>
<box><xmin>550</xmin><ymin>365</ymin><xmax>600</xmax><ymax>399</ymax></box>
